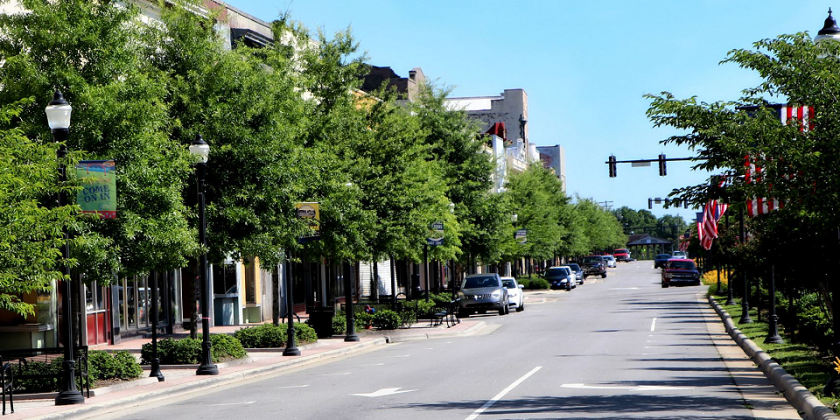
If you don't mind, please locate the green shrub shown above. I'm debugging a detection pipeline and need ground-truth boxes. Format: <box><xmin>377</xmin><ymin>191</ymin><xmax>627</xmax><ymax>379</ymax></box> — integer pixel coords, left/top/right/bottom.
<box><xmin>294</xmin><ymin>323</ymin><xmax>318</xmax><ymax>343</ymax></box>
<box><xmin>430</xmin><ymin>292</ymin><xmax>454</xmax><ymax>308</ymax></box>
<box><xmin>398</xmin><ymin>309</ymin><xmax>417</xmax><ymax>328</ymax></box>
<box><xmin>212</xmin><ymin>334</ymin><xmax>247</xmax><ymax>360</ymax></box>
<box><xmin>372</xmin><ymin>309</ymin><xmax>401</xmax><ymax>330</ymax></box>
<box><xmin>141</xmin><ymin>335</ymin><xmax>246</xmax><ymax>364</ymax></box>
<box><xmin>798</xmin><ymin>303</ymin><xmax>833</xmax><ymax>349</ymax></box>
<box><xmin>88</xmin><ymin>350</ymin><xmax>142</xmax><ymax>381</ymax></box>
<box><xmin>11</xmin><ymin>360</ymin><xmax>60</xmax><ymax>393</ymax></box>
<box><xmin>234</xmin><ymin>323</ymin><xmax>287</xmax><ymax>348</ymax></box>
<box><xmin>355</xmin><ymin>312</ymin><xmax>374</xmax><ymax>329</ymax></box>
<box><xmin>332</xmin><ymin>314</ymin><xmax>347</xmax><ymax>335</ymax></box>
<box><xmin>234</xmin><ymin>323</ymin><xmax>317</xmax><ymax>348</ymax></box>
<box><xmin>523</xmin><ymin>278</ymin><xmax>550</xmax><ymax>289</ymax></box>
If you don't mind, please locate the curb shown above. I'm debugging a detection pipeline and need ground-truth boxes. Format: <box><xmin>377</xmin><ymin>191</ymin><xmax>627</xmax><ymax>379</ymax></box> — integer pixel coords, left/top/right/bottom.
<box><xmin>709</xmin><ymin>295</ymin><xmax>838</xmax><ymax>420</ymax></box>
<box><xmin>28</xmin><ymin>337</ymin><xmax>389</xmax><ymax>420</ymax></box>
<box><xmin>383</xmin><ymin>321</ymin><xmax>487</xmax><ymax>343</ymax></box>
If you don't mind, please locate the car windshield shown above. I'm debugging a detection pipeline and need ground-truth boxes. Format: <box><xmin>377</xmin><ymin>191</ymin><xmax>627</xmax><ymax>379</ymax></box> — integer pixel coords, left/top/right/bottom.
<box><xmin>502</xmin><ymin>279</ymin><xmax>516</xmax><ymax>288</ymax></box>
<box><xmin>656</xmin><ymin>254</ymin><xmax>671</xmax><ymax>259</ymax></box>
<box><xmin>462</xmin><ymin>276</ymin><xmax>500</xmax><ymax>289</ymax></box>
<box><xmin>605</xmin><ymin>256</ymin><xmax>614</xmax><ymax>260</ymax></box>
<box><xmin>545</xmin><ymin>267</ymin><xmax>569</xmax><ymax>277</ymax></box>
<box><xmin>568</xmin><ymin>264</ymin><xmax>581</xmax><ymax>271</ymax></box>
<box><xmin>582</xmin><ymin>257</ymin><xmax>600</xmax><ymax>264</ymax></box>
<box><xmin>669</xmin><ymin>261</ymin><xmax>696</xmax><ymax>270</ymax></box>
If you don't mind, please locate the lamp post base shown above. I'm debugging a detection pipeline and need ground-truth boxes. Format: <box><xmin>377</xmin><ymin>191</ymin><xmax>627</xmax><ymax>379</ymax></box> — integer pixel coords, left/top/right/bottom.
<box><xmin>283</xmin><ymin>346</ymin><xmax>301</xmax><ymax>356</ymax></box>
<box><xmin>55</xmin><ymin>390</ymin><xmax>85</xmax><ymax>406</ymax></box>
<box><xmin>344</xmin><ymin>334</ymin><xmax>360</xmax><ymax>342</ymax></box>
<box><xmin>150</xmin><ymin>358</ymin><xmax>165</xmax><ymax>381</ymax></box>
<box><xmin>196</xmin><ymin>364</ymin><xmax>219</xmax><ymax>376</ymax></box>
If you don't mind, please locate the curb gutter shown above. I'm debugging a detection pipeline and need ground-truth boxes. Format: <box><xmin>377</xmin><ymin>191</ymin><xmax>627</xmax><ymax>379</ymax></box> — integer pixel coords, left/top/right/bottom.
<box><xmin>31</xmin><ymin>337</ymin><xmax>388</xmax><ymax>420</ymax></box>
<box><xmin>709</xmin><ymin>295</ymin><xmax>838</xmax><ymax>420</ymax></box>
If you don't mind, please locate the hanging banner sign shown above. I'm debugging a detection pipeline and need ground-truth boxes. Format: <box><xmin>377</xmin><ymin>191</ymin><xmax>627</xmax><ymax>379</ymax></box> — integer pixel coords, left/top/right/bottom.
<box><xmin>76</xmin><ymin>160</ymin><xmax>117</xmax><ymax>219</ymax></box>
<box><xmin>427</xmin><ymin>221</ymin><xmax>444</xmax><ymax>246</ymax></box>
<box><xmin>295</xmin><ymin>202</ymin><xmax>321</xmax><ymax>243</ymax></box>
<box><xmin>515</xmin><ymin>229</ymin><xmax>528</xmax><ymax>244</ymax></box>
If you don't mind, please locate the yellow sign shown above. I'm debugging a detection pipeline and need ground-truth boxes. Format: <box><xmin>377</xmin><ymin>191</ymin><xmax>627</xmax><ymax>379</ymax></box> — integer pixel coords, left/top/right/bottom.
<box><xmin>295</xmin><ymin>202</ymin><xmax>321</xmax><ymax>236</ymax></box>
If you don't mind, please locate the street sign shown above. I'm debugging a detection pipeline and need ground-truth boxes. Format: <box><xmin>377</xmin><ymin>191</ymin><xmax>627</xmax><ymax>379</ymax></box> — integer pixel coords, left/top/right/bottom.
<box><xmin>427</xmin><ymin>221</ymin><xmax>444</xmax><ymax>246</ymax></box>
<box><xmin>515</xmin><ymin>229</ymin><xmax>528</xmax><ymax>244</ymax></box>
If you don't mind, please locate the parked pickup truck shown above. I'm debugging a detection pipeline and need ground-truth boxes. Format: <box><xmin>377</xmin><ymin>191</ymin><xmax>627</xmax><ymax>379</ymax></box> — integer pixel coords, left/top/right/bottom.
<box><xmin>613</xmin><ymin>248</ymin><xmax>632</xmax><ymax>262</ymax></box>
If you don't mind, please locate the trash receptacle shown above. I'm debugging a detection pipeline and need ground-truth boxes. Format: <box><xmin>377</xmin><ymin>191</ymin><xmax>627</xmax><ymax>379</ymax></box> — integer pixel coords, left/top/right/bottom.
<box><xmin>307</xmin><ymin>305</ymin><xmax>335</xmax><ymax>338</ymax></box>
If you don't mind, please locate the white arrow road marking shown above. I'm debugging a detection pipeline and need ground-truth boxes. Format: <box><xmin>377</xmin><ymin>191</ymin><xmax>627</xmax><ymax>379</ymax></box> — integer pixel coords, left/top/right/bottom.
<box><xmin>465</xmin><ymin>366</ymin><xmax>542</xmax><ymax>420</ymax></box>
<box><xmin>561</xmin><ymin>383</ymin><xmax>694</xmax><ymax>391</ymax></box>
<box><xmin>651</xmin><ymin>317</ymin><xmax>657</xmax><ymax>332</ymax></box>
<box><xmin>352</xmin><ymin>387</ymin><xmax>417</xmax><ymax>397</ymax></box>
<box><xmin>278</xmin><ymin>385</ymin><xmax>309</xmax><ymax>389</ymax></box>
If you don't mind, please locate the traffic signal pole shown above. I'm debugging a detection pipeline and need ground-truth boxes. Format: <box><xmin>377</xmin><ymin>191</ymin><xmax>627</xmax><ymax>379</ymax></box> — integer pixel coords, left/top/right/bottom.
<box><xmin>607</xmin><ymin>155</ymin><xmax>694</xmax><ymax>178</ymax></box>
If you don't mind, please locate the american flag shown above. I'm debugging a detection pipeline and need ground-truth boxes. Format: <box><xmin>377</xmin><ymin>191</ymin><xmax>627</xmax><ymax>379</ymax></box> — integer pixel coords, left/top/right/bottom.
<box><xmin>745</xmin><ymin>104</ymin><xmax>812</xmax><ymax>217</ymax></box>
<box><xmin>678</xmin><ymin>231</ymin><xmax>690</xmax><ymax>252</ymax></box>
<box><xmin>696</xmin><ymin>212</ymin><xmax>706</xmax><ymax>250</ymax></box>
<box><xmin>701</xmin><ymin>200</ymin><xmax>727</xmax><ymax>250</ymax></box>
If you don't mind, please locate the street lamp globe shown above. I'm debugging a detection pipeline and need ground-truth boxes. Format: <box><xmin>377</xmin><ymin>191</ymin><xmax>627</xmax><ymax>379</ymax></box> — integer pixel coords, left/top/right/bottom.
<box><xmin>189</xmin><ymin>134</ymin><xmax>210</xmax><ymax>163</ymax></box>
<box><xmin>448</xmin><ymin>202</ymin><xmax>455</xmax><ymax>214</ymax></box>
<box><xmin>815</xmin><ymin>8</ymin><xmax>840</xmax><ymax>43</ymax></box>
<box><xmin>511</xmin><ymin>213</ymin><xmax>518</xmax><ymax>223</ymax></box>
<box><xmin>45</xmin><ymin>91</ymin><xmax>72</xmax><ymax>130</ymax></box>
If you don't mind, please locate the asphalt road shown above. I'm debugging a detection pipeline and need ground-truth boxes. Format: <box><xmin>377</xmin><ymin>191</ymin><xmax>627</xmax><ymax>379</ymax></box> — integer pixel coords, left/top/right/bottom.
<box><xmin>91</xmin><ymin>261</ymin><xmax>793</xmax><ymax>420</ymax></box>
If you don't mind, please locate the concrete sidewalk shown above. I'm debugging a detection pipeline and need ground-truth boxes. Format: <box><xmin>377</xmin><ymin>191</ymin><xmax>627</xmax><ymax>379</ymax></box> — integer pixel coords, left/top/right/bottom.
<box><xmin>2</xmin><ymin>319</ymin><xmax>487</xmax><ymax>420</ymax></box>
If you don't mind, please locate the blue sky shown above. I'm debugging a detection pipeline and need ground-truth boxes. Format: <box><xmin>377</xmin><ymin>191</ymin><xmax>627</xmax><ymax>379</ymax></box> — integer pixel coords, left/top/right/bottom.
<box><xmin>223</xmin><ymin>0</ymin><xmax>831</xmax><ymax>223</ymax></box>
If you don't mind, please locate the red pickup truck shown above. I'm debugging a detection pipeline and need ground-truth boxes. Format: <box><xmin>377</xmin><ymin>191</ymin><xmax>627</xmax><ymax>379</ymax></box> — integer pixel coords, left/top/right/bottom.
<box><xmin>613</xmin><ymin>248</ymin><xmax>631</xmax><ymax>262</ymax></box>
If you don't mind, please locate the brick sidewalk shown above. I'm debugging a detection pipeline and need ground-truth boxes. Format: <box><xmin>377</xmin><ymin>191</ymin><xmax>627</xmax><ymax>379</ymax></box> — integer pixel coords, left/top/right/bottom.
<box><xmin>2</xmin><ymin>319</ymin><xmax>485</xmax><ymax>420</ymax></box>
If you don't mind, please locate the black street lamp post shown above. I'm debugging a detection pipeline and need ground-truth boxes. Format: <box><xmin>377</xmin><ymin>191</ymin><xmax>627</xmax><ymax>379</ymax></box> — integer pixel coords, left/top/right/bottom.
<box><xmin>150</xmin><ymin>271</ymin><xmax>165</xmax><ymax>381</ymax></box>
<box><xmin>343</xmin><ymin>260</ymin><xmax>359</xmax><ymax>342</ymax></box>
<box><xmin>190</xmin><ymin>135</ymin><xmax>218</xmax><ymax>376</ymax></box>
<box><xmin>47</xmin><ymin>91</ymin><xmax>85</xmax><ymax>406</ymax></box>
<box><xmin>766</xmin><ymin>265</ymin><xmax>784</xmax><ymax>344</ymax></box>
<box><xmin>738</xmin><ymin>208</ymin><xmax>752</xmax><ymax>324</ymax></box>
<box><xmin>283</xmin><ymin>251</ymin><xmax>301</xmax><ymax>355</ymax></box>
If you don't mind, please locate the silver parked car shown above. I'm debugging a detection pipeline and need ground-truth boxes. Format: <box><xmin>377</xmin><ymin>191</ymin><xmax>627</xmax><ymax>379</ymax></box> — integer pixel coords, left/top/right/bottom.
<box><xmin>457</xmin><ymin>273</ymin><xmax>509</xmax><ymax>317</ymax></box>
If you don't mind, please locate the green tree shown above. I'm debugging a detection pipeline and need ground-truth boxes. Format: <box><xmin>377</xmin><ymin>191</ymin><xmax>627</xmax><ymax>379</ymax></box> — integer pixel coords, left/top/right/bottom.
<box><xmin>0</xmin><ymin>101</ymin><xmax>79</xmax><ymax>316</ymax></box>
<box><xmin>0</xmin><ymin>0</ymin><xmax>197</xmax><ymax>284</ymax></box>
<box><xmin>506</xmin><ymin>164</ymin><xmax>567</xmax><ymax>262</ymax></box>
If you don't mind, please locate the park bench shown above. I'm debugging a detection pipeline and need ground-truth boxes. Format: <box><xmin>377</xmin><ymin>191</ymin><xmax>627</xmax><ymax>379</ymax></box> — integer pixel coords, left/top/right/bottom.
<box><xmin>1</xmin><ymin>346</ymin><xmax>90</xmax><ymax>415</ymax></box>
<box><xmin>431</xmin><ymin>300</ymin><xmax>460</xmax><ymax>328</ymax></box>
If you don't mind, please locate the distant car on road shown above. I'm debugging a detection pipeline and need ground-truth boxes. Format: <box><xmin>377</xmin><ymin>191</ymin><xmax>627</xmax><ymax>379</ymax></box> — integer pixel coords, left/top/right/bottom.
<box><xmin>653</xmin><ymin>253</ymin><xmax>672</xmax><ymax>269</ymax></box>
<box><xmin>661</xmin><ymin>259</ymin><xmax>701</xmax><ymax>287</ymax></box>
<box><xmin>581</xmin><ymin>255</ymin><xmax>607</xmax><ymax>278</ymax></box>
<box><xmin>671</xmin><ymin>251</ymin><xmax>687</xmax><ymax>259</ymax></box>
<box><xmin>603</xmin><ymin>255</ymin><xmax>617</xmax><ymax>268</ymax></box>
<box><xmin>501</xmin><ymin>277</ymin><xmax>525</xmax><ymax>312</ymax></box>
<box><xmin>457</xmin><ymin>274</ymin><xmax>509</xmax><ymax>317</ymax></box>
<box><xmin>614</xmin><ymin>248</ymin><xmax>632</xmax><ymax>262</ymax></box>
<box><xmin>545</xmin><ymin>266</ymin><xmax>576</xmax><ymax>290</ymax></box>
<box><xmin>567</xmin><ymin>263</ymin><xmax>584</xmax><ymax>284</ymax></box>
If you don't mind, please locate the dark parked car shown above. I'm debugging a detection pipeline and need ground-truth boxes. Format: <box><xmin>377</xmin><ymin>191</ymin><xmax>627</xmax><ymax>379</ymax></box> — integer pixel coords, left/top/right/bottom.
<box><xmin>567</xmin><ymin>263</ymin><xmax>584</xmax><ymax>284</ymax></box>
<box><xmin>457</xmin><ymin>273</ymin><xmax>509</xmax><ymax>317</ymax></box>
<box><xmin>545</xmin><ymin>266</ymin><xmax>575</xmax><ymax>290</ymax></box>
<box><xmin>661</xmin><ymin>259</ymin><xmax>701</xmax><ymax>287</ymax></box>
<box><xmin>581</xmin><ymin>255</ymin><xmax>607</xmax><ymax>278</ymax></box>
<box><xmin>653</xmin><ymin>253</ymin><xmax>672</xmax><ymax>269</ymax></box>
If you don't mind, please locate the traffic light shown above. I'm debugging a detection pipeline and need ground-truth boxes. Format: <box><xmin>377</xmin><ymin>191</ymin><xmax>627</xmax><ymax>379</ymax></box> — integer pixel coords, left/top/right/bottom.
<box><xmin>658</xmin><ymin>154</ymin><xmax>666</xmax><ymax>176</ymax></box>
<box><xmin>648</xmin><ymin>198</ymin><xmax>653</xmax><ymax>210</ymax></box>
<box><xmin>608</xmin><ymin>155</ymin><xmax>616</xmax><ymax>178</ymax></box>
